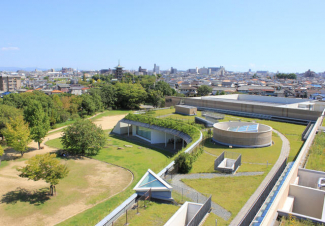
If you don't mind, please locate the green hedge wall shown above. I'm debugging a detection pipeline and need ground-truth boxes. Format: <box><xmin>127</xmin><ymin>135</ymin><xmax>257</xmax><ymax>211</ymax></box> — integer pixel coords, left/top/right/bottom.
<box><xmin>124</xmin><ymin>113</ymin><xmax>200</xmax><ymax>141</ymax></box>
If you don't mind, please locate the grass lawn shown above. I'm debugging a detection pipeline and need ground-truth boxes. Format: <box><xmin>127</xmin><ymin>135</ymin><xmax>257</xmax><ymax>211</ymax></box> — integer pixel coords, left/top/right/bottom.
<box><xmin>306</xmin><ymin>132</ymin><xmax>325</xmax><ymax>171</ymax></box>
<box><xmin>203</xmin><ymin>213</ymin><xmax>228</xmax><ymax>226</ymax></box>
<box><xmin>90</xmin><ymin>110</ymin><xmax>131</xmax><ymax>121</ymax></box>
<box><xmin>0</xmin><ymin>160</ymin><xmax>9</xmax><ymax>169</ymax></box>
<box><xmin>0</xmin><ymin>157</ymin><xmax>131</xmax><ymax>226</ymax></box>
<box><xmin>151</xmin><ymin>108</ymin><xmax>175</xmax><ymax>116</ymax></box>
<box><xmin>46</xmin><ymin>134</ymin><xmax>174</xmax><ymax>226</ymax></box>
<box><xmin>183</xmin><ymin>173</ymin><xmax>267</xmax><ymax>225</ymax></box>
<box><xmin>190</xmin><ymin>133</ymin><xmax>282</xmax><ymax>175</ymax></box>
<box><xmin>218</xmin><ymin>115</ymin><xmax>305</xmax><ymax>162</ymax></box>
<box><xmin>113</xmin><ymin>201</ymin><xmax>179</xmax><ymax>226</ymax></box>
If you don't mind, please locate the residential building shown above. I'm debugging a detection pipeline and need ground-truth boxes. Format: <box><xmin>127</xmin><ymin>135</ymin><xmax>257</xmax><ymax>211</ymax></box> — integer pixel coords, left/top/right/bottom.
<box><xmin>0</xmin><ymin>75</ymin><xmax>22</xmax><ymax>92</ymax></box>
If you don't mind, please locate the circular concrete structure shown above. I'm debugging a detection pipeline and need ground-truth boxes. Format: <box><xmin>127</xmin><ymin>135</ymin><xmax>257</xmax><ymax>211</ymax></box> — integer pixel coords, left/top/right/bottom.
<box><xmin>212</xmin><ymin>121</ymin><xmax>272</xmax><ymax>148</ymax></box>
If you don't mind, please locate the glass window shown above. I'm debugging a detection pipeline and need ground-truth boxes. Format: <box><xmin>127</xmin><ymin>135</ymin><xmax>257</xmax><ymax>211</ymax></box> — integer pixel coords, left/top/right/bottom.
<box><xmin>136</xmin><ymin>126</ymin><xmax>151</xmax><ymax>140</ymax></box>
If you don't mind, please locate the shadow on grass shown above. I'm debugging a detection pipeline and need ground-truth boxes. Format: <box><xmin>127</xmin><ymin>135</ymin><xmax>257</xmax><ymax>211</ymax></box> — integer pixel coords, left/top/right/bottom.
<box><xmin>108</xmin><ymin>133</ymin><xmax>175</xmax><ymax>157</ymax></box>
<box><xmin>1</xmin><ymin>187</ymin><xmax>50</xmax><ymax>206</ymax></box>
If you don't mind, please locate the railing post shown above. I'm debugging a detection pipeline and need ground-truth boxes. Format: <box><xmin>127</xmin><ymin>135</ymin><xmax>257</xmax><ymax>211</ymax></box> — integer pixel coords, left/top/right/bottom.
<box><xmin>182</xmin><ymin>188</ymin><xmax>183</xmax><ymax>201</ymax></box>
<box><xmin>125</xmin><ymin>209</ymin><xmax>128</xmax><ymax>225</ymax></box>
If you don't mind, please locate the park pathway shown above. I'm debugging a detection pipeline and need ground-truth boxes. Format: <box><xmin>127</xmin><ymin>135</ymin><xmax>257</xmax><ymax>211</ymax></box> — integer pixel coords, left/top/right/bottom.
<box><xmin>170</xmin><ymin>172</ymin><xmax>264</xmax><ymax>221</ymax></box>
<box><xmin>229</xmin><ymin>129</ymin><xmax>290</xmax><ymax>226</ymax></box>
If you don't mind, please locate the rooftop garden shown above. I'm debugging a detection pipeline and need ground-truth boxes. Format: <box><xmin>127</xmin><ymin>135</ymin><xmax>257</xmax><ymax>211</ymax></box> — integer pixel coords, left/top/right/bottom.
<box><xmin>305</xmin><ymin>131</ymin><xmax>325</xmax><ymax>171</ymax></box>
<box><xmin>125</xmin><ymin>113</ymin><xmax>201</xmax><ymax>142</ymax></box>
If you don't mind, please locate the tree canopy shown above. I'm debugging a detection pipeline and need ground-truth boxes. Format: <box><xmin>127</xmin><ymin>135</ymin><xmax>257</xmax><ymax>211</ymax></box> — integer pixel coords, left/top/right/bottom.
<box><xmin>17</xmin><ymin>153</ymin><xmax>69</xmax><ymax>195</ymax></box>
<box><xmin>61</xmin><ymin>120</ymin><xmax>106</xmax><ymax>156</ymax></box>
<box><xmin>276</xmin><ymin>73</ymin><xmax>297</xmax><ymax>79</ymax></box>
<box><xmin>2</xmin><ymin>115</ymin><xmax>31</xmax><ymax>156</ymax></box>
<box><xmin>115</xmin><ymin>83</ymin><xmax>147</xmax><ymax>109</ymax></box>
<box><xmin>0</xmin><ymin>104</ymin><xmax>23</xmax><ymax>137</ymax></box>
<box><xmin>24</xmin><ymin>100</ymin><xmax>50</xmax><ymax>149</ymax></box>
<box><xmin>197</xmin><ymin>85</ymin><xmax>212</xmax><ymax>96</ymax></box>
<box><xmin>0</xmin><ymin>146</ymin><xmax>3</xmax><ymax>166</ymax></box>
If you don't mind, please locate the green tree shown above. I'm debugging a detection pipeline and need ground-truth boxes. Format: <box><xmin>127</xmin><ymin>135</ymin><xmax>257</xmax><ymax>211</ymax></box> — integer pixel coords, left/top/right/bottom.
<box><xmin>155</xmin><ymin>81</ymin><xmax>173</xmax><ymax>96</ymax></box>
<box><xmin>147</xmin><ymin>90</ymin><xmax>165</xmax><ymax>108</ymax></box>
<box><xmin>61</xmin><ymin>120</ymin><xmax>106</xmax><ymax>156</ymax></box>
<box><xmin>17</xmin><ymin>153</ymin><xmax>69</xmax><ymax>196</ymax></box>
<box><xmin>3</xmin><ymin>93</ymin><xmax>24</xmax><ymax>108</ymax></box>
<box><xmin>3</xmin><ymin>116</ymin><xmax>31</xmax><ymax>156</ymax></box>
<box><xmin>0</xmin><ymin>104</ymin><xmax>23</xmax><ymax>138</ymax></box>
<box><xmin>100</xmin><ymin>84</ymin><xmax>117</xmax><ymax>109</ymax></box>
<box><xmin>115</xmin><ymin>83</ymin><xmax>147</xmax><ymax>109</ymax></box>
<box><xmin>88</xmin><ymin>88</ymin><xmax>103</xmax><ymax>111</ymax></box>
<box><xmin>24</xmin><ymin>101</ymin><xmax>50</xmax><ymax>149</ymax></box>
<box><xmin>175</xmin><ymin>153</ymin><xmax>193</xmax><ymax>174</ymax></box>
<box><xmin>197</xmin><ymin>85</ymin><xmax>212</xmax><ymax>96</ymax></box>
<box><xmin>0</xmin><ymin>146</ymin><xmax>3</xmax><ymax>166</ymax></box>
<box><xmin>80</xmin><ymin>94</ymin><xmax>96</xmax><ymax>116</ymax></box>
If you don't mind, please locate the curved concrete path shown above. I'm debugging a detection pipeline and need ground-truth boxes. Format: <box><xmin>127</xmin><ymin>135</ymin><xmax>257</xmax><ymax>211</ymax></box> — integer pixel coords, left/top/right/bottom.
<box><xmin>170</xmin><ymin>172</ymin><xmax>264</xmax><ymax>221</ymax></box>
<box><xmin>229</xmin><ymin>129</ymin><xmax>290</xmax><ymax>226</ymax></box>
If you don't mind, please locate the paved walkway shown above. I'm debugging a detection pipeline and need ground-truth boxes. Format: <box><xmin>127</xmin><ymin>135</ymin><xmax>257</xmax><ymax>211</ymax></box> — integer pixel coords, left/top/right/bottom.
<box><xmin>170</xmin><ymin>172</ymin><xmax>264</xmax><ymax>221</ymax></box>
<box><xmin>229</xmin><ymin>129</ymin><xmax>290</xmax><ymax>226</ymax></box>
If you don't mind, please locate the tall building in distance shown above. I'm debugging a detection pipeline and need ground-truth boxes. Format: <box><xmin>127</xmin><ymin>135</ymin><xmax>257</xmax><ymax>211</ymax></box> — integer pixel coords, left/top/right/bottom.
<box><xmin>115</xmin><ymin>61</ymin><xmax>124</xmax><ymax>80</ymax></box>
<box><xmin>138</xmin><ymin>66</ymin><xmax>148</xmax><ymax>75</ymax></box>
<box><xmin>153</xmin><ymin>64</ymin><xmax>160</xmax><ymax>74</ymax></box>
<box><xmin>171</xmin><ymin>67</ymin><xmax>177</xmax><ymax>74</ymax></box>
<box><xmin>0</xmin><ymin>76</ymin><xmax>22</xmax><ymax>92</ymax></box>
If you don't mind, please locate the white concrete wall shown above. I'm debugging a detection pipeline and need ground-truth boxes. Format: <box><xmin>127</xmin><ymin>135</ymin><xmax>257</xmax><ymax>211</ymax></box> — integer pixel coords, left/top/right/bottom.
<box><xmin>164</xmin><ymin>202</ymin><xmax>188</xmax><ymax>226</ymax></box>
<box><xmin>237</xmin><ymin>94</ymin><xmax>308</xmax><ymax>104</ymax></box>
<box><xmin>260</xmin><ymin>109</ymin><xmax>324</xmax><ymax>225</ymax></box>
<box><xmin>289</xmin><ymin>184</ymin><xmax>325</xmax><ymax>219</ymax></box>
<box><xmin>298</xmin><ymin>168</ymin><xmax>325</xmax><ymax>189</ymax></box>
<box><xmin>113</xmin><ymin>121</ymin><xmax>131</xmax><ymax>134</ymax></box>
<box><xmin>186</xmin><ymin>203</ymin><xmax>203</xmax><ymax>224</ymax></box>
<box><xmin>151</xmin><ymin>130</ymin><xmax>166</xmax><ymax>144</ymax></box>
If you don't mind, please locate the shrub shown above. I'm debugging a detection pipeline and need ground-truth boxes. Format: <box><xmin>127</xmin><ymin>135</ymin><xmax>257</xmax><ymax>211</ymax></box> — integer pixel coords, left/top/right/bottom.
<box><xmin>71</xmin><ymin>113</ymin><xmax>80</xmax><ymax>121</ymax></box>
<box><xmin>175</xmin><ymin>153</ymin><xmax>193</xmax><ymax>173</ymax></box>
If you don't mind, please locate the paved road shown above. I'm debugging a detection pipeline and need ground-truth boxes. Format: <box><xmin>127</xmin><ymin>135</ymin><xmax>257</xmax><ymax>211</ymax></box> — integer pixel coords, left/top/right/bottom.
<box><xmin>229</xmin><ymin>129</ymin><xmax>290</xmax><ymax>226</ymax></box>
<box><xmin>170</xmin><ymin>172</ymin><xmax>264</xmax><ymax>221</ymax></box>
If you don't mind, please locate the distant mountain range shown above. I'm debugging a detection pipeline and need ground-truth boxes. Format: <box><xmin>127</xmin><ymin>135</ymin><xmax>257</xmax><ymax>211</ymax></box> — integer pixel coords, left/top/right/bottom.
<box><xmin>0</xmin><ymin>67</ymin><xmax>48</xmax><ymax>72</ymax></box>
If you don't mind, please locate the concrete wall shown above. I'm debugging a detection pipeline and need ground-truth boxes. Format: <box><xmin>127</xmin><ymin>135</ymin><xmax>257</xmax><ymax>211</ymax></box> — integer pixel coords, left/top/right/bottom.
<box><xmin>112</xmin><ymin>121</ymin><xmax>131</xmax><ymax>134</ymax></box>
<box><xmin>213</xmin><ymin>122</ymin><xmax>272</xmax><ymax>147</ymax></box>
<box><xmin>186</xmin><ymin>203</ymin><xmax>203</xmax><ymax>224</ymax></box>
<box><xmin>164</xmin><ymin>202</ymin><xmax>188</xmax><ymax>226</ymax></box>
<box><xmin>164</xmin><ymin>202</ymin><xmax>203</xmax><ymax>226</ymax></box>
<box><xmin>298</xmin><ymin>168</ymin><xmax>325</xmax><ymax>189</ymax></box>
<box><xmin>175</xmin><ymin>105</ymin><xmax>197</xmax><ymax>115</ymax></box>
<box><xmin>261</xmin><ymin>109</ymin><xmax>325</xmax><ymax>225</ymax></box>
<box><xmin>289</xmin><ymin>184</ymin><xmax>325</xmax><ymax>219</ymax></box>
<box><xmin>165</xmin><ymin>96</ymin><xmax>321</xmax><ymax>120</ymax></box>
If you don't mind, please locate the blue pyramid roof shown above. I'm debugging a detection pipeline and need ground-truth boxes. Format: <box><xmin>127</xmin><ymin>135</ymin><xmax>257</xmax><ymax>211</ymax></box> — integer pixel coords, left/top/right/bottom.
<box><xmin>134</xmin><ymin>169</ymin><xmax>172</xmax><ymax>192</ymax></box>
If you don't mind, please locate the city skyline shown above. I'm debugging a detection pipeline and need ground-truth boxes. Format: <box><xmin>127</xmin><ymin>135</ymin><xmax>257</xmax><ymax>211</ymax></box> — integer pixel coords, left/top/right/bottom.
<box><xmin>1</xmin><ymin>0</ymin><xmax>325</xmax><ymax>73</ymax></box>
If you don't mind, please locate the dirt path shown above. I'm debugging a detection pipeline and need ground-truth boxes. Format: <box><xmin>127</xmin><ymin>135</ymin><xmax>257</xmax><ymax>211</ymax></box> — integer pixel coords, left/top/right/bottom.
<box><xmin>0</xmin><ymin>114</ymin><xmax>131</xmax><ymax>226</ymax></box>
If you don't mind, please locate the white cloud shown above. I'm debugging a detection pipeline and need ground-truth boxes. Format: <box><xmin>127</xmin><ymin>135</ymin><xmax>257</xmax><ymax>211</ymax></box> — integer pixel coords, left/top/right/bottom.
<box><xmin>1</xmin><ymin>47</ymin><xmax>19</xmax><ymax>51</ymax></box>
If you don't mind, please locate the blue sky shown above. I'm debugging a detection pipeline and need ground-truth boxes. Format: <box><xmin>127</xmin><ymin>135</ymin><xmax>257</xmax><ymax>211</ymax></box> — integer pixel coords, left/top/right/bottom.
<box><xmin>0</xmin><ymin>0</ymin><xmax>324</xmax><ymax>72</ymax></box>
